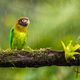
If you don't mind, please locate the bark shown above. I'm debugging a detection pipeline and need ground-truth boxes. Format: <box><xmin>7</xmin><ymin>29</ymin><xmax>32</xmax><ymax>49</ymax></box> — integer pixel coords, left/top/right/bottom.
<box><xmin>0</xmin><ymin>49</ymin><xmax>80</xmax><ymax>67</ymax></box>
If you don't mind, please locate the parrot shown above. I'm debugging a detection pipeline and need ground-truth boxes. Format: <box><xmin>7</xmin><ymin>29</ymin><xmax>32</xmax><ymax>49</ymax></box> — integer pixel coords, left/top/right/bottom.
<box><xmin>10</xmin><ymin>17</ymin><xmax>30</xmax><ymax>50</ymax></box>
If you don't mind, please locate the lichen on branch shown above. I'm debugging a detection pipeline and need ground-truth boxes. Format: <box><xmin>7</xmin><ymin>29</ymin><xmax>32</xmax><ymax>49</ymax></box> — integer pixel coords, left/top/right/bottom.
<box><xmin>0</xmin><ymin>48</ymin><xmax>80</xmax><ymax>67</ymax></box>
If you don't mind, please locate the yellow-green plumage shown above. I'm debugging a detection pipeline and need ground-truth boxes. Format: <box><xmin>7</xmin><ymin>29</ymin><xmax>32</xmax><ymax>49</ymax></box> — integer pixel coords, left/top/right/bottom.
<box><xmin>10</xmin><ymin>28</ymin><xmax>28</xmax><ymax>49</ymax></box>
<box><xmin>10</xmin><ymin>17</ymin><xmax>30</xmax><ymax>50</ymax></box>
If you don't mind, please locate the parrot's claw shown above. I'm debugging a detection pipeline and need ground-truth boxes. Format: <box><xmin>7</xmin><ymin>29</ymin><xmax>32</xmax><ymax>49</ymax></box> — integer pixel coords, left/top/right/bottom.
<box><xmin>26</xmin><ymin>46</ymin><xmax>34</xmax><ymax>51</ymax></box>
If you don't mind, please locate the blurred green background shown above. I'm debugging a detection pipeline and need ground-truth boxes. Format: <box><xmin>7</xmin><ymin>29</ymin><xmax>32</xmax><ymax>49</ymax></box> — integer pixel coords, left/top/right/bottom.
<box><xmin>0</xmin><ymin>0</ymin><xmax>80</xmax><ymax>80</ymax></box>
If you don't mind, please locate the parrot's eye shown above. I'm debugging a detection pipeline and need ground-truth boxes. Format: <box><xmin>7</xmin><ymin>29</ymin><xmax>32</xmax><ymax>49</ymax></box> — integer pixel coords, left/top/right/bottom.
<box><xmin>18</xmin><ymin>17</ymin><xmax>29</xmax><ymax>27</ymax></box>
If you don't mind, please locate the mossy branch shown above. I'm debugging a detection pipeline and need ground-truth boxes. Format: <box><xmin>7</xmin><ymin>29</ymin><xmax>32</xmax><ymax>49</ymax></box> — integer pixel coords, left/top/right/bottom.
<box><xmin>0</xmin><ymin>48</ymin><xmax>80</xmax><ymax>67</ymax></box>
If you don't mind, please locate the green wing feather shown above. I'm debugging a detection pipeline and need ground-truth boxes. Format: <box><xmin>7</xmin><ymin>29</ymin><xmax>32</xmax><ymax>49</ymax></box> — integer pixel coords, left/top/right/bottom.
<box><xmin>10</xmin><ymin>28</ymin><xmax>14</xmax><ymax>48</ymax></box>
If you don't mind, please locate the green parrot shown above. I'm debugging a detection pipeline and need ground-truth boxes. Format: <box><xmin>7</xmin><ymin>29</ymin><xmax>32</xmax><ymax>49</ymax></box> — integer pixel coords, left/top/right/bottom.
<box><xmin>10</xmin><ymin>17</ymin><xmax>30</xmax><ymax>50</ymax></box>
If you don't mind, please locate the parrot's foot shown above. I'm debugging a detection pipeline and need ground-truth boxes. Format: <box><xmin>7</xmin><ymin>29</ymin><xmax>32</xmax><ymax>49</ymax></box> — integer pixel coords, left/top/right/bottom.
<box><xmin>26</xmin><ymin>46</ymin><xmax>34</xmax><ymax>51</ymax></box>
<box><xmin>61</xmin><ymin>41</ymin><xmax>80</xmax><ymax>61</ymax></box>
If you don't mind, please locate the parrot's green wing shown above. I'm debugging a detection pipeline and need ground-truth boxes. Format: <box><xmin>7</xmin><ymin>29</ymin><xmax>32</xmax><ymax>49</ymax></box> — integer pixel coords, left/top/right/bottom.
<box><xmin>10</xmin><ymin>28</ymin><xmax>14</xmax><ymax>48</ymax></box>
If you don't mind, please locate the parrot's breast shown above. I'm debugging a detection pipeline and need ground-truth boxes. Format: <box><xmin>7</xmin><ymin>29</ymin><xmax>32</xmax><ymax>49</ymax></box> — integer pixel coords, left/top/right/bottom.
<box><xmin>12</xmin><ymin>30</ymin><xmax>27</xmax><ymax>49</ymax></box>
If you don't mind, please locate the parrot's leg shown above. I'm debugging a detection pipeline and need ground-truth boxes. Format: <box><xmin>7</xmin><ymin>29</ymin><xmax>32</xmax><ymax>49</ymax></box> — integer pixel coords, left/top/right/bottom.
<box><xmin>25</xmin><ymin>46</ymin><xmax>34</xmax><ymax>51</ymax></box>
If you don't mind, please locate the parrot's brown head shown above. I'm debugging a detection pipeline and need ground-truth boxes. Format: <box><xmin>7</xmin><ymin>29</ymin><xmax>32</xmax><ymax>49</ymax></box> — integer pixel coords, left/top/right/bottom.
<box><xmin>16</xmin><ymin>17</ymin><xmax>30</xmax><ymax>32</ymax></box>
<box><xmin>18</xmin><ymin>17</ymin><xmax>30</xmax><ymax>27</ymax></box>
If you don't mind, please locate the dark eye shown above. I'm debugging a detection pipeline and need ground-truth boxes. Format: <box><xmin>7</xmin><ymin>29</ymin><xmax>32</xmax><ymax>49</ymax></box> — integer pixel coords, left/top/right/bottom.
<box><xmin>18</xmin><ymin>18</ymin><xmax>28</xmax><ymax>27</ymax></box>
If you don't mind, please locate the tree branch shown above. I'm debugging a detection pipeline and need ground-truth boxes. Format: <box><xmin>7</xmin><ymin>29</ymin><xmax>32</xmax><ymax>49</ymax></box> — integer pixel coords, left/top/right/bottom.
<box><xmin>0</xmin><ymin>49</ymin><xmax>80</xmax><ymax>67</ymax></box>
